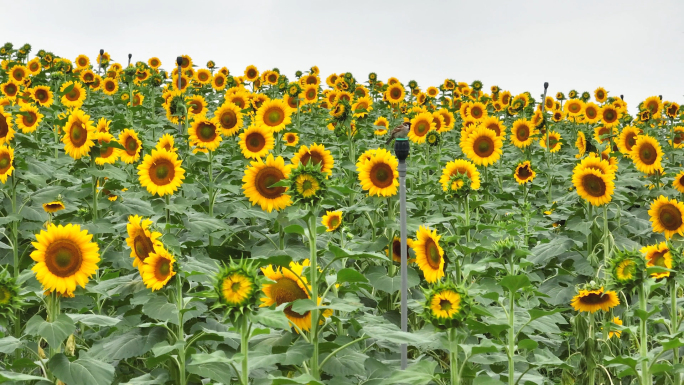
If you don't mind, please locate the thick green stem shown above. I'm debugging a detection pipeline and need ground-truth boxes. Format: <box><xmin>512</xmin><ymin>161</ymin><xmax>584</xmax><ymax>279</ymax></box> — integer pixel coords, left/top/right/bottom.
<box><xmin>672</xmin><ymin>280</ymin><xmax>681</xmax><ymax>385</ymax></box>
<box><xmin>464</xmin><ymin>198</ymin><xmax>471</xmax><ymax>243</ymax></box>
<box><xmin>10</xmin><ymin>177</ymin><xmax>20</xmax><ymax>342</ymax></box>
<box><xmin>208</xmin><ymin>151</ymin><xmax>214</xmax><ymax>246</ymax></box>
<box><xmin>308</xmin><ymin>213</ymin><xmax>320</xmax><ymax>379</ymax></box>
<box><xmin>449</xmin><ymin>328</ymin><xmax>460</xmax><ymax>385</ymax></box>
<box><xmin>639</xmin><ymin>283</ymin><xmax>651</xmax><ymax>385</ymax></box>
<box><xmin>241</xmin><ymin>315</ymin><xmax>250</xmax><ymax>385</ymax></box>
<box><xmin>587</xmin><ymin>312</ymin><xmax>596</xmax><ymax>385</ymax></box>
<box><xmin>602</xmin><ymin>205</ymin><xmax>609</xmax><ymax>263</ymax></box>
<box><xmin>165</xmin><ymin>195</ymin><xmax>171</xmax><ymax>231</ymax></box>
<box><xmin>176</xmin><ymin>276</ymin><xmax>187</xmax><ymax>385</ymax></box>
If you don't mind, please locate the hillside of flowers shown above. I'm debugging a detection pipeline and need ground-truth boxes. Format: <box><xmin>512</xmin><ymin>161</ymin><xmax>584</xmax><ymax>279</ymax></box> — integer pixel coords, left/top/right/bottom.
<box><xmin>0</xmin><ymin>41</ymin><xmax>683</xmax><ymax>384</ymax></box>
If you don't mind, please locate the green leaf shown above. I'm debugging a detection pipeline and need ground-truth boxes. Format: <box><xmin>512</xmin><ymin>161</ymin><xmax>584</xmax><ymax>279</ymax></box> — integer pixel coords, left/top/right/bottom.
<box><xmin>321</xmin><ymin>349</ymin><xmax>367</xmax><ymax>377</ymax></box>
<box><xmin>527</xmin><ymin>307</ymin><xmax>569</xmax><ymax>321</ymax></box>
<box><xmin>67</xmin><ymin>314</ymin><xmax>121</xmax><ymax>327</ymax></box>
<box><xmin>25</xmin><ymin>314</ymin><xmax>76</xmax><ymax>348</ymax></box>
<box><xmin>49</xmin><ymin>354</ymin><xmax>115</xmax><ymax>385</ymax></box>
<box><xmin>337</xmin><ymin>268</ymin><xmax>369</xmax><ymax>283</ymax></box>
<box><xmin>500</xmin><ymin>275</ymin><xmax>531</xmax><ymax>292</ymax></box>
<box><xmin>143</xmin><ymin>295</ymin><xmax>178</xmax><ymax>324</ymax></box>
<box><xmin>0</xmin><ymin>336</ymin><xmax>23</xmax><ymax>354</ymax></box>
<box><xmin>0</xmin><ymin>371</ymin><xmax>48</xmax><ymax>383</ymax></box>
<box><xmin>381</xmin><ymin>360</ymin><xmax>437</xmax><ymax>385</ymax></box>
<box><xmin>269</xmin><ymin>374</ymin><xmax>323</xmax><ymax>385</ymax></box>
<box><xmin>186</xmin><ymin>351</ymin><xmax>236</xmax><ymax>383</ymax></box>
<box><xmin>473</xmin><ymin>376</ymin><xmax>502</xmax><ymax>385</ymax></box>
<box><xmin>284</xmin><ymin>224</ymin><xmax>307</xmax><ymax>236</ymax></box>
<box><xmin>101</xmin><ymin>328</ymin><xmax>167</xmax><ymax>360</ymax></box>
<box><xmin>250</xmin><ymin>306</ymin><xmax>291</xmax><ymax>330</ymax></box>
<box><xmin>518</xmin><ymin>339</ymin><xmax>538</xmax><ymax>350</ymax></box>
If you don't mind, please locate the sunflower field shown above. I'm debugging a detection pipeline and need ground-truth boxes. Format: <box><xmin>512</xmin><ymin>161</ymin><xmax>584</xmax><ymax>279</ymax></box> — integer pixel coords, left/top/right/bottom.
<box><xmin>0</xmin><ymin>42</ymin><xmax>683</xmax><ymax>385</ymax></box>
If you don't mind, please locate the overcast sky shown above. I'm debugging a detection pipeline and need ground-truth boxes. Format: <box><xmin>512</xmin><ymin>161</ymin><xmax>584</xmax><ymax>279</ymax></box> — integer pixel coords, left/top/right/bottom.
<box><xmin>2</xmin><ymin>0</ymin><xmax>682</xmax><ymax>111</ymax></box>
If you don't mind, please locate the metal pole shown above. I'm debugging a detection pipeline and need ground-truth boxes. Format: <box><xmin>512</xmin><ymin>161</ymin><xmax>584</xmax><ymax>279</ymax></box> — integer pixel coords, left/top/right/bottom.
<box><xmin>176</xmin><ymin>56</ymin><xmax>183</xmax><ymax>135</ymax></box>
<box><xmin>98</xmin><ymin>49</ymin><xmax>104</xmax><ymax>76</ymax></box>
<box><xmin>395</xmin><ymin>137</ymin><xmax>410</xmax><ymax>370</ymax></box>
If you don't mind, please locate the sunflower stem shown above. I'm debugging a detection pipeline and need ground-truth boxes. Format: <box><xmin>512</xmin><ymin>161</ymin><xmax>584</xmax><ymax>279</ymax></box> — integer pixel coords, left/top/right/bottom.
<box><xmin>639</xmin><ymin>281</ymin><xmax>652</xmax><ymax>385</ymax></box>
<box><xmin>507</xmin><ymin>282</ymin><xmax>516</xmax><ymax>385</ymax></box>
<box><xmin>587</xmin><ymin>312</ymin><xmax>596</xmax><ymax>385</ymax></box>
<box><xmin>308</xmin><ymin>212</ymin><xmax>320</xmax><ymax>379</ymax></box>
<box><xmin>449</xmin><ymin>328</ymin><xmax>460</xmax><ymax>385</ymax></box>
<box><xmin>175</xmin><ymin>274</ymin><xmax>187</xmax><ymax>385</ymax></box>
<box><xmin>463</xmin><ymin>197</ymin><xmax>471</xmax><ymax>244</ymax></box>
<box><xmin>240</xmin><ymin>314</ymin><xmax>250</xmax><ymax>385</ymax></box>
<box><xmin>602</xmin><ymin>205</ymin><xmax>609</xmax><ymax>264</ymax></box>
<box><xmin>671</xmin><ymin>279</ymin><xmax>681</xmax><ymax>385</ymax></box>
<box><xmin>165</xmin><ymin>195</ymin><xmax>171</xmax><ymax>231</ymax></box>
<box><xmin>208</xmin><ymin>150</ymin><xmax>214</xmax><ymax>246</ymax></box>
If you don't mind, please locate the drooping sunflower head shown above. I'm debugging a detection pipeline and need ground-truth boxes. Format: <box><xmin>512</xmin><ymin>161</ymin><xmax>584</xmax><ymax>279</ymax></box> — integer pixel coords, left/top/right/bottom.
<box><xmin>42</xmin><ymin>200</ymin><xmax>65</xmax><ymax>214</ymax></box>
<box><xmin>321</xmin><ymin>211</ymin><xmax>343</xmax><ymax>232</ymax></box>
<box><xmin>215</xmin><ymin>261</ymin><xmax>259</xmax><ymax>314</ymax></box>
<box><xmin>648</xmin><ymin>195</ymin><xmax>684</xmax><ymax>239</ymax></box>
<box><xmin>412</xmin><ymin>226</ymin><xmax>444</xmax><ymax>283</ymax></box>
<box><xmin>356</xmin><ymin>148</ymin><xmax>399</xmax><ymax>197</ymax></box>
<box><xmin>126</xmin><ymin>215</ymin><xmax>163</xmax><ymax>269</ymax></box>
<box><xmin>423</xmin><ymin>282</ymin><xmax>470</xmax><ymax>328</ymax></box>
<box><xmin>30</xmin><ymin>223</ymin><xmax>100</xmax><ymax>295</ymax></box>
<box><xmin>575</xmin><ymin>131</ymin><xmax>587</xmax><ymax>159</ymax></box>
<box><xmin>137</xmin><ymin>148</ymin><xmax>186</xmax><ymax>197</ymax></box>
<box><xmin>140</xmin><ymin>246</ymin><xmax>176</xmax><ymax>291</ymax></box>
<box><xmin>608</xmin><ymin>249</ymin><xmax>645</xmax><ymax>289</ymax></box>
<box><xmin>514</xmin><ymin>161</ymin><xmax>536</xmax><ymax>184</ymax></box>
<box><xmin>570</xmin><ymin>284</ymin><xmax>620</xmax><ymax>313</ymax></box>
<box><xmin>640</xmin><ymin>242</ymin><xmax>673</xmax><ymax>279</ymax></box>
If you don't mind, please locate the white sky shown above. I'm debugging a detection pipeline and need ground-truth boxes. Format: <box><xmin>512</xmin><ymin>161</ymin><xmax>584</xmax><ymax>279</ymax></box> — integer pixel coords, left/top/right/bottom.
<box><xmin>2</xmin><ymin>0</ymin><xmax>683</xmax><ymax>111</ymax></box>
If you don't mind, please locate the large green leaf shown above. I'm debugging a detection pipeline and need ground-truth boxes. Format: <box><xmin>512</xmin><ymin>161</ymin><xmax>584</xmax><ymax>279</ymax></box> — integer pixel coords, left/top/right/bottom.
<box><xmin>25</xmin><ymin>314</ymin><xmax>76</xmax><ymax>349</ymax></box>
<box><xmin>49</xmin><ymin>354</ymin><xmax>115</xmax><ymax>385</ymax></box>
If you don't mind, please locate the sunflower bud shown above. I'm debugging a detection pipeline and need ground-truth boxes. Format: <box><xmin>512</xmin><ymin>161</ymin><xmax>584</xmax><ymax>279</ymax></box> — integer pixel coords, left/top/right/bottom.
<box><xmin>287</xmin><ymin>162</ymin><xmax>328</xmax><ymax>207</ymax></box>
<box><xmin>608</xmin><ymin>249</ymin><xmax>645</xmax><ymax>291</ymax></box>
<box><xmin>422</xmin><ymin>281</ymin><xmax>472</xmax><ymax>329</ymax></box>
<box><xmin>215</xmin><ymin>261</ymin><xmax>259</xmax><ymax>320</ymax></box>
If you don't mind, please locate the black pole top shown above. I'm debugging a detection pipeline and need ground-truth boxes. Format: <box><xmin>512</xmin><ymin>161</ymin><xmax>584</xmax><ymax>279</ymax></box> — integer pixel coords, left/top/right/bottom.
<box><xmin>394</xmin><ymin>138</ymin><xmax>410</xmax><ymax>162</ymax></box>
<box><xmin>99</xmin><ymin>49</ymin><xmax>104</xmax><ymax>55</ymax></box>
<box><xmin>544</xmin><ymin>82</ymin><xmax>549</xmax><ymax>90</ymax></box>
<box><xmin>659</xmin><ymin>95</ymin><xmax>662</xmax><ymax>100</ymax></box>
<box><xmin>128</xmin><ymin>53</ymin><xmax>132</xmax><ymax>59</ymax></box>
<box><xmin>176</xmin><ymin>56</ymin><xmax>183</xmax><ymax>66</ymax></box>
<box><xmin>620</xmin><ymin>95</ymin><xmax>624</xmax><ymax>100</ymax></box>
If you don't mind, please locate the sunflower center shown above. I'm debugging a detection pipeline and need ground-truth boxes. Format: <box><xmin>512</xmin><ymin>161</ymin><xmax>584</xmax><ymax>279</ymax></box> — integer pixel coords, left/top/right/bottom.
<box><xmin>247</xmin><ymin>69</ymin><xmax>257</xmax><ymax>78</ymax></box>
<box><xmin>603</xmin><ymin>109</ymin><xmax>617</xmax><ymax>122</ymax></box>
<box><xmin>246</xmin><ymin>132</ymin><xmax>265</xmax><ymax>152</ymax></box>
<box><xmin>639</xmin><ymin>143</ymin><xmax>657</xmax><ymax>165</ymax></box>
<box><xmin>66</xmin><ymin>87</ymin><xmax>81</xmax><ymax>101</ymax></box>
<box><xmin>647</xmin><ymin>101</ymin><xmax>658</xmax><ymax>113</ymax></box>
<box><xmin>582</xmin><ymin>174</ymin><xmax>607</xmax><ymax>197</ymax></box>
<box><xmin>155</xmin><ymin>260</ymin><xmax>171</xmax><ymax>281</ymax></box>
<box><xmin>518</xmin><ymin>165</ymin><xmax>532</xmax><ymax>179</ymax></box>
<box><xmin>569</xmin><ymin>103</ymin><xmax>581</xmax><ymax>113</ymax></box>
<box><xmin>23</xmin><ymin>112</ymin><xmax>37</xmax><ymax>126</ymax></box>
<box><xmin>197</xmin><ymin>122</ymin><xmax>217</xmax><ymax>142</ymax></box>
<box><xmin>300</xmin><ymin>151</ymin><xmax>323</xmax><ymax>167</ymax></box>
<box><xmin>255</xmin><ymin>166</ymin><xmax>286</xmax><ymax>199</ymax></box>
<box><xmin>626</xmin><ymin>133</ymin><xmax>637</xmax><ymax>150</ymax></box>
<box><xmin>190</xmin><ymin>102</ymin><xmax>202</xmax><ymax>114</ymax></box>
<box><xmin>415</xmin><ymin>121</ymin><xmax>429</xmax><ymax>136</ymax></box>
<box><xmin>100</xmin><ymin>144</ymin><xmax>114</xmax><ymax>158</ymax></box>
<box><xmin>580</xmin><ymin>293</ymin><xmax>609</xmax><ymax>305</ymax></box>
<box><xmin>133</xmin><ymin>234</ymin><xmax>155</xmax><ymax>262</ymax></box>
<box><xmin>516</xmin><ymin>126</ymin><xmax>529</xmax><ymax>141</ymax></box>
<box><xmin>471</xmin><ymin>107</ymin><xmax>483</xmax><ymax>119</ymax></box>
<box><xmin>370</xmin><ymin>163</ymin><xmax>394</xmax><ymax>188</ymax></box>
<box><xmin>35</xmin><ymin>89</ymin><xmax>48</xmax><ymax>102</ymax></box>
<box><xmin>392</xmin><ymin>240</ymin><xmax>404</xmax><ymax>258</ymax></box>
<box><xmin>549</xmin><ymin>136</ymin><xmax>559</xmax><ymax>148</ymax></box>
<box><xmin>0</xmin><ymin>117</ymin><xmax>7</xmax><ymax>137</ymax></box>
<box><xmin>585</xmin><ymin>107</ymin><xmax>596</xmax><ymax>119</ymax></box>
<box><xmin>651</xmin><ymin>252</ymin><xmax>667</xmax><ymax>268</ymax></box>
<box><xmin>286</xmin><ymin>135</ymin><xmax>296</xmax><ymax>143</ymax></box>
<box><xmin>439</xmin><ymin>299</ymin><xmax>452</xmax><ymax>311</ymax></box>
<box><xmin>329</xmin><ymin>217</ymin><xmax>340</xmax><ymax>228</ymax></box>
<box><xmin>231</xmin><ymin>281</ymin><xmax>243</xmax><ymax>292</ymax></box>
<box><xmin>425</xmin><ymin>239</ymin><xmax>441</xmax><ymax>269</ymax></box>
<box><xmin>474</xmin><ymin>136</ymin><xmax>495</xmax><ymax>157</ymax></box>
<box><xmin>265</xmin><ymin>107</ymin><xmax>285</xmax><ymax>126</ymax></box>
<box><xmin>45</xmin><ymin>239</ymin><xmax>83</xmax><ymax>278</ymax></box>
<box><xmin>390</xmin><ymin>88</ymin><xmax>401</xmax><ymax>99</ymax></box>
<box><xmin>0</xmin><ymin>155</ymin><xmax>10</xmax><ymax>170</ymax></box>
<box><xmin>659</xmin><ymin>204</ymin><xmax>683</xmax><ymax>230</ymax></box>
<box><xmin>5</xmin><ymin>84</ymin><xmax>17</xmax><ymax>95</ymax></box>
<box><xmin>70</xmin><ymin>122</ymin><xmax>88</xmax><ymax>147</ymax></box>
<box><xmin>219</xmin><ymin>109</ymin><xmax>238</xmax><ymax>129</ymax></box>
<box><xmin>270</xmin><ymin>277</ymin><xmax>309</xmax><ymax>318</ymax></box>
<box><xmin>618</xmin><ymin>260</ymin><xmax>636</xmax><ymax>280</ymax></box>
<box><xmin>125</xmin><ymin>136</ymin><xmax>139</xmax><ymax>155</ymax></box>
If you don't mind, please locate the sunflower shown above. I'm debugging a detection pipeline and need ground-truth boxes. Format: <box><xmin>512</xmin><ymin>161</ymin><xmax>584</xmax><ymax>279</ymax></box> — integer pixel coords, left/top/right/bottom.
<box><xmin>572</xmin><ymin>168</ymin><xmax>614</xmax><ymax>206</ymax></box>
<box><xmin>0</xmin><ymin>111</ymin><xmax>14</xmax><ymax>146</ymax></box>
<box><xmin>60</xmin><ymin>81</ymin><xmax>86</xmax><ymax>108</ymax></box>
<box><xmin>630</xmin><ymin>135</ymin><xmax>663</xmax><ymax>174</ymax></box>
<box><xmin>461</xmin><ymin>125</ymin><xmax>503</xmax><ymax>166</ymax></box>
<box><xmin>30</xmin><ymin>223</ymin><xmax>100</xmax><ymax>295</ymax></box>
<box><xmin>125</xmin><ymin>215</ymin><xmax>163</xmax><ymax>269</ymax></box>
<box><xmin>357</xmin><ymin>148</ymin><xmax>399</xmax><ymax>197</ymax></box>
<box><xmin>467</xmin><ymin>102</ymin><xmax>487</xmax><ymax>121</ymax></box>
<box><xmin>581</xmin><ymin>102</ymin><xmax>600</xmax><ymax>124</ymax></box>
<box><xmin>570</xmin><ymin>287</ymin><xmax>620</xmax><ymax>313</ymax></box>
<box><xmin>95</xmin><ymin>132</ymin><xmax>119</xmax><ymax>165</ymax></box>
<box><xmin>1</xmin><ymin>81</ymin><xmax>20</xmax><ymax>99</ymax></box>
<box><xmin>408</xmin><ymin>112</ymin><xmax>435</xmax><ymax>144</ymax></box>
<box><xmin>291</xmin><ymin>143</ymin><xmax>334</xmax><ymax>176</ymax></box>
<box><xmin>244</xmin><ymin>65</ymin><xmax>259</xmax><ymax>82</ymax></box>
<box><xmin>75</xmin><ymin>54</ymin><xmax>90</xmax><ymax>69</ymax></box>
<box><xmin>564</xmin><ymin>99</ymin><xmax>584</xmax><ymax>117</ymax></box>
<box><xmin>575</xmin><ymin>131</ymin><xmax>587</xmax><ymax>159</ymax></box>
<box><xmin>439</xmin><ymin>159</ymin><xmax>480</xmax><ymax>191</ymax></box>
<box><xmin>148</xmin><ymin>57</ymin><xmax>161</xmax><ymax>68</ymax></box>
<box><xmin>594</xmin><ymin>87</ymin><xmax>608</xmax><ymax>103</ymax></box>
<box><xmin>118</xmin><ymin>128</ymin><xmax>143</xmax><ymax>164</ymax></box>
<box><xmin>600</xmin><ymin>105</ymin><xmax>620</xmax><ymax>127</ymax></box>
<box><xmin>261</xmin><ymin>261</ymin><xmax>330</xmax><ymax>331</ymax></box>
<box><xmin>255</xmin><ymin>99</ymin><xmax>292</xmax><ymax>133</ymax></box>
<box><xmin>212</xmin><ymin>73</ymin><xmax>227</xmax><ymax>91</ymax></box>
<box><xmin>321</xmin><ymin>211</ymin><xmax>343</xmax><ymax>232</ymax></box>
<box><xmin>428</xmin><ymin>288</ymin><xmax>461</xmax><ymax>320</ymax></box>
<box><xmin>294</xmin><ymin>173</ymin><xmax>321</xmax><ymax>199</ymax></box>
<box><xmin>239</xmin><ymin>124</ymin><xmax>274</xmax><ymax>159</ymax></box>
<box><xmin>16</xmin><ymin>104</ymin><xmax>43</xmax><ymax>133</ymax></box>
<box><xmin>283</xmin><ymin>132</ymin><xmax>299</xmax><ymax>147</ymax></box>
<box><xmin>352</xmin><ymin>96</ymin><xmax>373</xmax><ymax>118</ymax></box>
<box><xmin>27</xmin><ymin>58</ymin><xmax>42</xmax><ymax>75</ymax></box>
<box><xmin>608</xmin><ymin>317</ymin><xmax>623</xmax><ymax>339</ymax></box>
<box><xmin>539</xmin><ymin>131</ymin><xmax>562</xmax><ymax>153</ymax></box>
<box><xmin>141</xmin><ymin>246</ymin><xmax>176</xmax><ymax>291</ymax></box>
<box><xmin>195</xmin><ymin>69</ymin><xmax>212</xmax><ymax>85</ymax></box>
<box><xmin>385</xmin><ymin>83</ymin><xmax>405</xmax><ymax>105</ymax></box>
<box><xmin>0</xmin><ymin>145</ymin><xmax>15</xmax><ymax>184</ymax></box>
<box><xmin>155</xmin><ymin>134</ymin><xmax>177</xmax><ymax>153</ymax></box>
<box><xmin>242</xmin><ymin>154</ymin><xmax>292</xmax><ymax>212</ymax></box>
<box><xmin>435</xmin><ymin>109</ymin><xmax>455</xmax><ymax>132</ymax></box>
<box><xmin>514</xmin><ymin>161</ymin><xmax>536</xmax><ymax>184</ymax></box>
<box><xmin>642</xmin><ymin>96</ymin><xmax>663</xmax><ymax>117</ymax></box>
<box><xmin>213</xmin><ymin>102</ymin><xmax>244</xmax><ymax>136</ymax></box>
<box><xmin>42</xmin><ymin>201</ymin><xmax>65</xmax><ymax>213</ymax></box>
<box><xmin>388</xmin><ymin>237</ymin><xmax>415</xmax><ymax>264</ymax></box>
<box><xmin>615</xmin><ymin>126</ymin><xmax>639</xmax><ymax>154</ymax></box>
<box><xmin>641</xmin><ymin>242</ymin><xmax>673</xmax><ymax>279</ymax></box>
<box><xmin>128</xmin><ymin>92</ymin><xmax>145</xmax><ymax>107</ymax></box>
<box><xmin>138</xmin><ymin>148</ymin><xmax>185</xmax><ymax>197</ymax></box>
<box><xmin>374</xmin><ymin>116</ymin><xmax>389</xmax><ymax>131</ymax></box>
<box><xmin>510</xmin><ymin>119</ymin><xmax>535</xmax><ymax>148</ymax></box>
<box><xmin>649</xmin><ymin>196</ymin><xmax>684</xmax><ymax>239</ymax></box>
<box><xmin>9</xmin><ymin>65</ymin><xmax>28</xmax><ymax>83</ymax></box>
<box><xmin>188</xmin><ymin>118</ymin><xmax>222</xmax><ymax>151</ymax></box>
<box><xmin>62</xmin><ymin>109</ymin><xmax>96</xmax><ymax>160</ymax></box>
<box><xmin>575</xmin><ymin>153</ymin><xmax>617</xmax><ymax>176</ymax></box>
<box><xmin>671</xmin><ymin>127</ymin><xmax>684</xmax><ymax>149</ymax></box>
<box><xmin>216</xmin><ymin>263</ymin><xmax>257</xmax><ymax>310</ymax></box>
<box><xmin>301</xmin><ymin>85</ymin><xmax>318</xmax><ymax>104</ymax></box>
<box><xmin>673</xmin><ymin>171</ymin><xmax>684</xmax><ymax>194</ymax></box>
<box><xmin>32</xmin><ymin>85</ymin><xmax>54</xmax><ymax>107</ymax></box>
<box><xmin>80</xmin><ymin>69</ymin><xmax>96</xmax><ymax>85</ymax></box>
<box><xmin>412</xmin><ymin>226</ymin><xmax>444</xmax><ymax>283</ymax></box>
